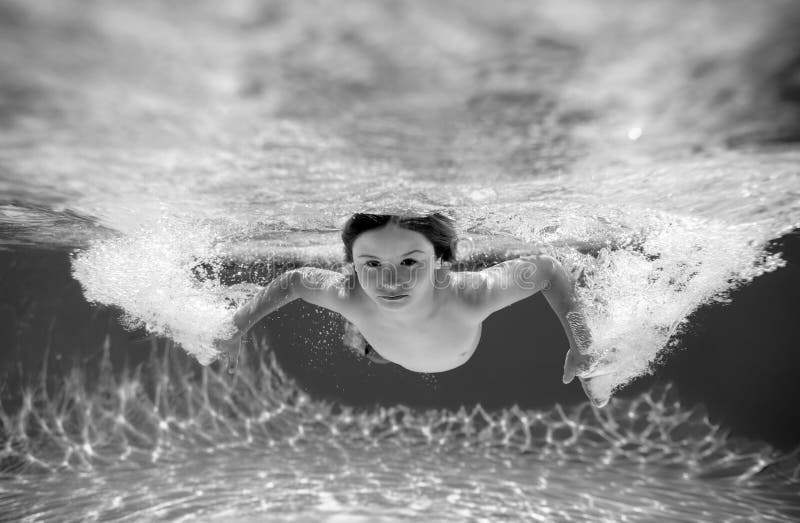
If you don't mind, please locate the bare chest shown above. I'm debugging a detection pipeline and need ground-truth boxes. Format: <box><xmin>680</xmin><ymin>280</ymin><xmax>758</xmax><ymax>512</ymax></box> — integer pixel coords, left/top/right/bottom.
<box><xmin>354</xmin><ymin>316</ymin><xmax>482</xmax><ymax>373</ymax></box>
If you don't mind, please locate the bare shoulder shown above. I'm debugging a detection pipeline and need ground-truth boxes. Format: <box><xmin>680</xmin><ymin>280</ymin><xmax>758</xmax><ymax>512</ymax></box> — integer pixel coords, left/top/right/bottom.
<box><xmin>446</xmin><ymin>270</ymin><xmax>487</xmax><ymax>305</ymax></box>
<box><xmin>291</xmin><ymin>267</ymin><xmax>363</xmax><ymax>318</ymax></box>
<box><xmin>448</xmin><ymin>254</ymin><xmax>557</xmax><ymax>320</ymax></box>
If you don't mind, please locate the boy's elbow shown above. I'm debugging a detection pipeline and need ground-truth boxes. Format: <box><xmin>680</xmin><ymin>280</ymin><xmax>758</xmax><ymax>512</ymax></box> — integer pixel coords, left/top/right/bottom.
<box><xmin>531</xmin><ymin>255</ymin><xmax>569</xmax><ymax>296</ymax></box>
<box><xmin>537</xmin><ymin>255</ymin><xmax>561</xmax><ymax>273</ymax></box>
<box><xmin>263</xmin><ymin>269</ymin><xmax>301</xmax><ymax>303</ymax></box>
<box><xmin>520</xmin><ymin>255</ymin><xmax>558</xmax><ymax>289</ymax></box>
<box><xmin>282</xmin><ymin>269</ymin><xmax>304</xmax><ymax>301</ymax></box>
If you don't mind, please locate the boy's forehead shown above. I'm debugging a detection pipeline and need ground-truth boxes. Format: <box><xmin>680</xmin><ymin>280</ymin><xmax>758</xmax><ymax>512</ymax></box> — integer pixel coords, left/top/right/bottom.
<box><xmin>353</xmin><ymin>225</ymin><xmax>434</xmax><ymax>255</ymax></box>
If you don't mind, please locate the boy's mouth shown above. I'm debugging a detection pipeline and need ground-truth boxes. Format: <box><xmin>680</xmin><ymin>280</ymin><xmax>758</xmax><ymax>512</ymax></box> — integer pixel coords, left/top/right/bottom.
<box><xmin>379</xmin><ymin>294</ymin><xmax>408</xmax><ymax>301</ymax></box>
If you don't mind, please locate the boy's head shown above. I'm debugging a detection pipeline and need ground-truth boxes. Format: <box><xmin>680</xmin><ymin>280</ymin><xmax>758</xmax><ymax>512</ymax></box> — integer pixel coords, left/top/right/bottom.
<box><xmin>342</xmin><ymin>213</ymin><xmax>457</xmax><ymax>312</ymax></box>
<box><xmin>341</xmin><ymin>212</ymin><xmax>457</xmax><ymax>263</ymax></box>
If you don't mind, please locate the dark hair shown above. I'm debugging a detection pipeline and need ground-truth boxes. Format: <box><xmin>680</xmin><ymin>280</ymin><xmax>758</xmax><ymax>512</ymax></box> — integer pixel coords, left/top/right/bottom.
<box><xmin>341</xmin><ymin>212</ymin><xmax>457</xmax><ymax>263</ymax></box>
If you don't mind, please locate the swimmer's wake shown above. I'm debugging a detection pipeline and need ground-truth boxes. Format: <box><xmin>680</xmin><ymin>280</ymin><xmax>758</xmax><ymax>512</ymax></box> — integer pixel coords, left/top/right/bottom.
<box><xmin>72</xmin><ymin>208</ymin><xmax>785</xmax><ymax>409</ymax></box>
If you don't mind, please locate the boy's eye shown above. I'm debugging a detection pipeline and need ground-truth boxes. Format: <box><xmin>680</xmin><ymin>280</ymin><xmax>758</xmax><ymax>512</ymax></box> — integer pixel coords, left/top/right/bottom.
<box><xmin>364</xmin><ymin>260</ymin><xmax>381</xmax><ymax>268</ymax></box>
<box><xmin>401</xmin><ymin>259</ymin><xmax>418</xmax><ymax>266</ymax></box>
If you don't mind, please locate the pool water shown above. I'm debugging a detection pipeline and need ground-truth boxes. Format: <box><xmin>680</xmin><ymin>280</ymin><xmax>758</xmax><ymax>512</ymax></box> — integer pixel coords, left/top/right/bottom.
<box><xmin>1</xmin><ymin>0</ymin><xmax>799</xmax><ymax>520</ymax></box>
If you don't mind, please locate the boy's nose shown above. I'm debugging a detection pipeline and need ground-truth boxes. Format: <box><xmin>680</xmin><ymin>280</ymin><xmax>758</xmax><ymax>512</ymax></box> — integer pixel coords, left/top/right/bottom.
<box><xmin>378</xmin><ymin>265</ymin><xmax>412</xmax><ymax>291</ymax></box>
<box><xmin>380</xmin><ymin>266</ymin><xmax>398</xmax><ymax>287</ymax></box>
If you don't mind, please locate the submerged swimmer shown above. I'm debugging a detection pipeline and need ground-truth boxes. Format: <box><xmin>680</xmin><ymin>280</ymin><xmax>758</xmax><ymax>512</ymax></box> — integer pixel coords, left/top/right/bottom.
<box><xmin>215</xmin><ymin>213</ymin><xmax>607</xmax><ymax>406</ymax></box>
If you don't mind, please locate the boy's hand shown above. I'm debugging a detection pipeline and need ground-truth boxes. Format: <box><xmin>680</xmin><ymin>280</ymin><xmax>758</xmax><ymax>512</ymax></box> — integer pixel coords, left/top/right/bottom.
<box><xmin>213</xmin><ymin>330</ymin><xmax>244</xmax><ymax>374</ymax></box>
<box><xmin>579</xmin><ymin>376</ymin><xmax>611</xmax><ymax>408</ymax></box>
<box><xmin>562</xmin><ymin>310</ymin><xmax>593</xmax><ymax>384</ymax></box>
<box><xmin>562</xmin><ymin>344</ymin><xmax>596</xmax><ymax>384</ymax></box>
<box><xmin>565</xmin><ymin>345</ymin><xmax>616</xmax><ymax>408</ymax></box>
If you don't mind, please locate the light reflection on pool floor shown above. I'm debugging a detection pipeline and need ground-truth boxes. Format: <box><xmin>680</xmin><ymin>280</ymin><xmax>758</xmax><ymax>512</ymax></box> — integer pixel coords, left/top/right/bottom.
<box><xmin>2</xmin><ymin>442</ymin><xmax>798</xmax><ymax>521</ymax></box>
<box><xmin>1</xmin><ymin>341</ymin><xmax>798</xmax><ymax>521</ymax></box>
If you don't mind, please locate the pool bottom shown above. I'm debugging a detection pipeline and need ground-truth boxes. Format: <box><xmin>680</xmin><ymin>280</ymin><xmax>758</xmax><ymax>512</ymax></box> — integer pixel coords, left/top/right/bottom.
<box><xmin>1</xmin><ymin>436</ymin><xmax>797</xmax><ymax>522</ymax></box>
<box><xmin>0</xmin><ymin>327</ymin><xmax>798</xmax><ymax>520</ymax></box>
<box><xmin>1</xmin><ymin>347</ymin><xmax>798</xmax><ymax>522</ymax></box>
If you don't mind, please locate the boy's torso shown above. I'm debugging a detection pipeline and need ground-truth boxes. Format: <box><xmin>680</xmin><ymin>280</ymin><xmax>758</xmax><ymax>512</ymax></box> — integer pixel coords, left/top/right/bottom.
<box><xmin>343</xmin><ymin>273</ymin><xmax>484</xmax><ymax>372</ymax></box>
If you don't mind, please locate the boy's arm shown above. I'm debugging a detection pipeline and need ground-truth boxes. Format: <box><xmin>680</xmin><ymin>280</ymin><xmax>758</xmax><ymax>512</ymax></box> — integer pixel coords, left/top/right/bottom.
<box><xmin>462</xmin><ymin>255</ymin><xmax>594</xmax><ymax>383</ymax></box>
<box><xmin>231</xmin><ymin>271</ymin><xmax>299</xmax><ymax>333</ymax></box>
<box><xmin>215</xmin><ymin>268</ymin><xmax>355</xmax><ymax>371</ymax></box>
<box><xmin>214</xmin><ymin>270</ymin><xmax>299</xmax><ymax>371</ymax></box>
<box><xmin>538</xmin><ymin>261</ymin><xmax>594</xmax><ymax>384</ymax></box>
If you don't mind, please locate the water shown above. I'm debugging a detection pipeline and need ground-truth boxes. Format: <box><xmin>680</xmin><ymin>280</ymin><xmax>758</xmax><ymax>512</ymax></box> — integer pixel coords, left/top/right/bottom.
<box><xmin>1</xmin><ymin>0</ymin><xmax>799</xmax><ymax>520</ymax></box>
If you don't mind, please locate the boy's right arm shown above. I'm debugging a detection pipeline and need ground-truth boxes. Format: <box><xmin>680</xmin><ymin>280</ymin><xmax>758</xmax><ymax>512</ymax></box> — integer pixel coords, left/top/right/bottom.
<box><xmin>215</xmin><ymin>268</ymin><xmax>356</xmax><ymax>369</ymax></box>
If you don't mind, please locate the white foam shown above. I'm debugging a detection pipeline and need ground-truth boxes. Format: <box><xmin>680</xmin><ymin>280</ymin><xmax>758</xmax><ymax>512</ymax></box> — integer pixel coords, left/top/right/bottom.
<box><xmin>558</xmin><ymin>211</ymin><xmax>782</xmax><ymax>399</ymax></box>
<box><xmin>72</xmin><ymin>216</ymin><xmax>239</xmax><ymax>365</ymax></box>
<box><xmin>463</xmin><ymin>201</ymin><xmax>785</xmax><ymax>400</ymax></box>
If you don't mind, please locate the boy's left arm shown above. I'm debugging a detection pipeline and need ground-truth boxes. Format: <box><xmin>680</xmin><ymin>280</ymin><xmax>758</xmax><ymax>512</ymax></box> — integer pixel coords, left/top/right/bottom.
<box><xmin>462</xmin><ymin>254</ymin><xmax>594</xmax><ymax>383</ymax></box>
<box><xmin>536</xmin><ymin>258</ymin><xmax>595</xmax><ymax>384</ymax></box>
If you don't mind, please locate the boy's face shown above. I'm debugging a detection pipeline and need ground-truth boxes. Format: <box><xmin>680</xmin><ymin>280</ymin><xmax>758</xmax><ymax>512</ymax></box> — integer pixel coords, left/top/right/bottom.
<box><xmin>352</xmin><ymin>224</ymin><xmax>438</xmax><ymax>311</ymax></box>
